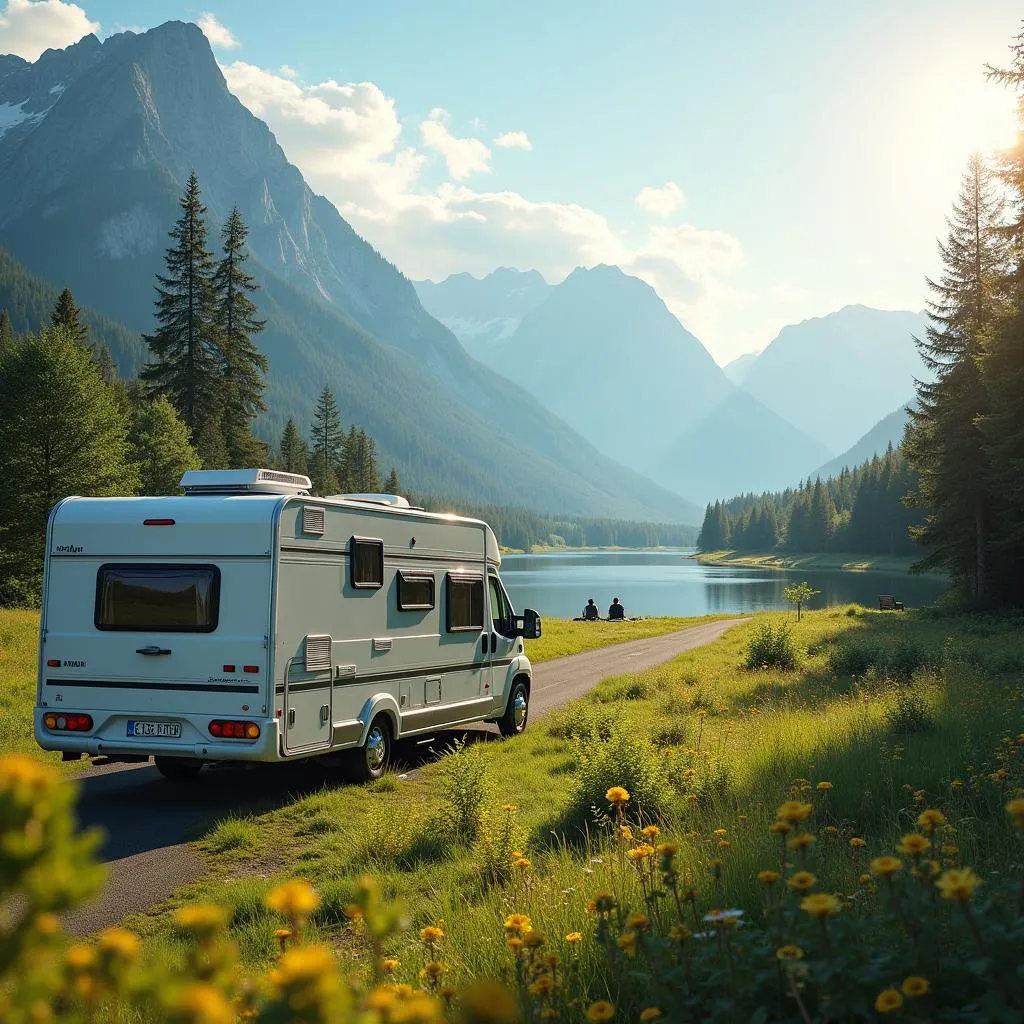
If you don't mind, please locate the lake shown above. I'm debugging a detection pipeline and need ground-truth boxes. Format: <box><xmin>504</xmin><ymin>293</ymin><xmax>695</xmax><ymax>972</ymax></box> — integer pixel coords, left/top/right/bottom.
<box><xmin>500</xmin><ymin>550</ymin><xmax>949</xmax><ymax>619</ymax></box>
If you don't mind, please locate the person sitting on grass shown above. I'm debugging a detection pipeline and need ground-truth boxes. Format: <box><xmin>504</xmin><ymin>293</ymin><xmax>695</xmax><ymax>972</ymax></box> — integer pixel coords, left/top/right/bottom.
<box><xmin>608</xmin><ymin>597</ymin><xmax>625</xmax><ymax>620</ymax></box>
<box><xmin>583</xmin><ymin>598</ymin><xmax>599</xmax><ymax>621</ymax></box>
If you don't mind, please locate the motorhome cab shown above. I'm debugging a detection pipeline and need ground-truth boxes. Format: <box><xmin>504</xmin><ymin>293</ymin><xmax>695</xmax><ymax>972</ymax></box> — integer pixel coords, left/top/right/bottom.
<box><xmin>35</xmin><ymin>470</ymin><xmax>541</xmax><ymax>781</ymax></box>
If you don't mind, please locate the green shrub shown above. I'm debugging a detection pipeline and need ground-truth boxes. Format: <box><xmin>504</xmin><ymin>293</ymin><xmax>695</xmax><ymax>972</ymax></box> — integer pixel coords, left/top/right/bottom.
<box><xmin>744</xmin><ymin>621</ymin><xmax>798</xmax><ymax>671</ymax></box>
<box><xmin>436</xmin><ymin>736</ymin><xmax>488</xmax><ymax>843</ymax></box>
<box><xmin>884</xmin><ymin>686</ymin><xmax>935</xmax><ymax>735</ymax></box>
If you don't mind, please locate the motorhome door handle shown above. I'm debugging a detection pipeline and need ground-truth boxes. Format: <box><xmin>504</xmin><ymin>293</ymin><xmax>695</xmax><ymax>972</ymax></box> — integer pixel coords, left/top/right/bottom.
<box><xmin>136</xmin><ymin>646</ymin><xmax>171</xmax><ymax>656</ymax></box>
<box><xmin>481</xmin><ymin>634</ymin><xmax>489</xmax><ymax>655</ymax></box>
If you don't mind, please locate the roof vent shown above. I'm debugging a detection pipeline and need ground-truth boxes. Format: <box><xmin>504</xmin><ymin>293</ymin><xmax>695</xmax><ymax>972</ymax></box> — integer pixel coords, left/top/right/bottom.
<box><xmin>180</xmin><ymin>469</ymin><xmax>312</xmax><ymax>496</ymax></box>
<box><xmin>332</xmin><ymin>493</ymin><xmax>412</xmax><ymax>508</ymax></box>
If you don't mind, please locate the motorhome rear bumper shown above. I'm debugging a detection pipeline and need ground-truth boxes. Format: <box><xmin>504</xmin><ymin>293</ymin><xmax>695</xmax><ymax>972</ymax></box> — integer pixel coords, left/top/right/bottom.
<box><xmin>34</xmin><ymin>709</ymin><xmax>282</xmax><ymax>762</ymax></box>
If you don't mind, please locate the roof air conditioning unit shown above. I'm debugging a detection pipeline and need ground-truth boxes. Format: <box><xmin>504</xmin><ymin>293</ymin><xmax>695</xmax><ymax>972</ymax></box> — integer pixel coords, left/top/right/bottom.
<box><xmin>180</xmin><ymin>469</ymin><xmax>313</xmax><ymax>496</ymax></box>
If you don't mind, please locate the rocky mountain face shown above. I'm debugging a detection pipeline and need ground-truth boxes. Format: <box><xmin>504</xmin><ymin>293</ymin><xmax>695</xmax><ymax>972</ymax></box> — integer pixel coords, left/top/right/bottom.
<box><xmin>722</xmin><ymin>350</ymin><xmax>759</xmax><ymax>385</ymax></box>
<box><xmin>414</xmin><ymin>268</ymin><xmax>552</xmax><ymax>362</ymax></box>
<box><xmin>0</xmin><ymin>22</ymin><xmax>697</xmax><ymax>522</ymax></box>
<box><xmin>741</xmin><ymin>305</ymin><xmax>928</xmax><ymax>453</ymax></box>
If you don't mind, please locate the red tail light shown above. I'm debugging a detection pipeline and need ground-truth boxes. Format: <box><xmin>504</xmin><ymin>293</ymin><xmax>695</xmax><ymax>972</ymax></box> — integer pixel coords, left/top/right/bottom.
<box><xmin>46</xmin><ymin>659</ymin><xmax>60</xmax><ymax>667</ymax></box>
<box><xmin>243</xmin><ymin>665</ymin><xmax>259</xmax><ymax>674</ymax></box>
<box><xmin>43</xmin><ymin>713</ymin><xmax>93</xmax><ymax>732</ymax></box>
<box><xmin>209</xmin><ymin>720</ymin><xmax>260</xmax><ymax>740</ymax></box>
<box><xmin>143</xmin><ymin>519</ymin><xmax>176</xmax><ymax>526</ymax></box>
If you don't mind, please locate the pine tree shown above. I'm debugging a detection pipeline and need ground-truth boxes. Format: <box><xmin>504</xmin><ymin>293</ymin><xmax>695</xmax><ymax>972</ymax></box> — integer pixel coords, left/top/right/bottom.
<box><xmin>0</xmin><ymin>327</ymin><xmax>138</xmax><ymax>603</ymax></box>
<box><xmin>0</xmin><ymin>310</ymin><xmax>14</xmax><ymax>351</ymax></box>
<box><xmin>310</xmin><ymin>388</ymin><xmax>343</xmax><ymax>495</ymax></box>
<box><xmin>904</xmin><ymin>154</ymin><xmax>1007</xmax><ymax>599</ymax></box>
<box><xmin>353</xmin><ymin>430</ymin><xmax>380</xmax><ymax>492</ymax></box>
<box><xmin>128</xmin><ymin>396</ymin><xmax>201</xmax><ymax>495</ymax></box>
<box><xmin>279</xmin><ymin>418</ymin><xmax>308</xmax><ymax>474</ymax></box>
<box><xmin>212</xmin><ymin>207</ymin><xmax>268</xmax><ymax>468</ymax></box>
<box><xmin>383</xmin><ymin>466</ymin><xmax>401</xmax><ymax>495</ymax></box>
<box><xmin>50</xmin><ymin>288</ymin><xmax>88</xmax><ymax>345</ymax></box>
<box><xmin>141</xmin><ymin>172</ymin><xmax>225</xmax><ymax>465</ymax></box>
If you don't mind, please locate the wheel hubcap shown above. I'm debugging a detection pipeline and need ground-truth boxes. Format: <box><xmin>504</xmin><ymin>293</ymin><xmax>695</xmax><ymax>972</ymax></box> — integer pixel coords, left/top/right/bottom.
<box><xmin>513</xmin><ymin>691</ymin><xmax>528</xmax><ymax>729</ymax></box>
<box><xmin>366</xmin><ymin>726</ymin><xmax>387</xmax><ymax>771</ymax></box>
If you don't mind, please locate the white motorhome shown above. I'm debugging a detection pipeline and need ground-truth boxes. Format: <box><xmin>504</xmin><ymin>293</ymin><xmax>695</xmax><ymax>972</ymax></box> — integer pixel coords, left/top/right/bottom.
<box><xmin>34</xmin><ymin>470</ymin><xmax>541</xmax><ymax>781</ymax></box>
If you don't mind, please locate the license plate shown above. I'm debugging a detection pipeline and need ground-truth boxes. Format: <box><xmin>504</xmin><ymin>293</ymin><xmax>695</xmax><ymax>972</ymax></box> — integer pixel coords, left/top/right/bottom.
<box><xmin>127</xmin><ymin>720</ymin><xmax>181</xmax><ymax>738</ymax></box>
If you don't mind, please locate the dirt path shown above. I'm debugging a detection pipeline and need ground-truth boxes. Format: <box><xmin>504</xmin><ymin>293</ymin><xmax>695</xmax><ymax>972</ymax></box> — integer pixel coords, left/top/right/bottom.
<box><xmin>63</xmin><ymin>617</ymin><xmax>745</xmax><ymax>935</ymax></box>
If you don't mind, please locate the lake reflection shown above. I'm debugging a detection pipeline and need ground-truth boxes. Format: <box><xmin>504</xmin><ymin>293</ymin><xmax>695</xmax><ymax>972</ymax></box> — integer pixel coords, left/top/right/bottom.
<box><xmin>500</xmin><ymin>550</ymin><xmax>948</xmax><ymax>620</ymax></box>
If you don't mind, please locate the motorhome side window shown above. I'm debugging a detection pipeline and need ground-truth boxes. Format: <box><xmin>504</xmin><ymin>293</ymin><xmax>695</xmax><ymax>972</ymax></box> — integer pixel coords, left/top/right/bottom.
<box><xmin>95</xmin><ymin>564</ymin><xmax>220</xmax><ymax>632</ymax></box>
<box><xmin>488</xmin><ymin>575</ymin><xmax>515</xmax><ymax>637</ymax></box>
<box><xmin>350</xmin><ymin>537</ymin><xmax>384</xmax><ymax>589</ymax></box>
<box><xmin>397</xmin><ymin>570</ymin><xmax>435</xmax><ymax>610</ymax></box>
<box><xmin>446</xmin><ymin>574</ymin><xmax>484</xmax><ymax>632</ymax></box>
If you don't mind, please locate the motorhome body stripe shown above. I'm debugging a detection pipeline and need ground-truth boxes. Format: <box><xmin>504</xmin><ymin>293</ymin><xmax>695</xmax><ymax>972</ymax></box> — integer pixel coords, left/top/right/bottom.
<box><xmin>46</xmin><ymin>678</ymin><xmax>261</xmax><ymax>694</ymax></box>
<box><xmin>280</xmin><ymin>546</ymin><xmax>485</xmax><ymax>564</ymax></box>
<box><xmin>277</xmin><ymin>658</ymin><xmax>517</xmax><ymax>693</ymax></box>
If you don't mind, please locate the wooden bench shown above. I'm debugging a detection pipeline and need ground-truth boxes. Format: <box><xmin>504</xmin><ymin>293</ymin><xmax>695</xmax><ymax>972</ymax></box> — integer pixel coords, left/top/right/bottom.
<box><xmin>879</xmin><ymin>595</ymin><xmax>905</xmax><ymax>611</ymax></box>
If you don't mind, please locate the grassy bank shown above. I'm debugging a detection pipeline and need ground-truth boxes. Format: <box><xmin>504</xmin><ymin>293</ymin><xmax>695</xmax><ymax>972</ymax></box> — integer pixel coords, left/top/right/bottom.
<box><xmin>126</xmin><ymin>605</ymin><xmax>1023</xmax><ymax>1010</ymax></box>
<box><xmin>693</xmin><ymin>549</ymin><xmax>934</xmax><ymax>574</ymax></box>
<box><xmin>526</xmin><ymin>615</ymin><xmax>720</xmax><ymax>661</ymax></box>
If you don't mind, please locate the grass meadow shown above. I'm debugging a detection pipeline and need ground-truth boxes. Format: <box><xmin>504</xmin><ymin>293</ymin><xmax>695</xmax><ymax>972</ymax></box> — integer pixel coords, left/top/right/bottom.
<box><xmin>109</xmin><ymin>605</ymin><xmax>1024</xmax><ymax>1017</ymax></box>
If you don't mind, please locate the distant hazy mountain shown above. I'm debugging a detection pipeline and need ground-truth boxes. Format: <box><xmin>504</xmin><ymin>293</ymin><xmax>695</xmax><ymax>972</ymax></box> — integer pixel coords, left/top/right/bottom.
<box><xmin>723</xmin><ymin>350</ymin><xmax>760</xmax><ymax>384</ymax></box>
<box><xmin>741</xmin><ymin>305</ymin><xmax>928</xmax><ymax>453</ymax></box>
<box><xmin>0</xmin><ymin>23</ymin><xmax>695</xmax><ymax>522</ymax></box>
<box><xmin>665</xmin><ymin>390</ymin><xmax>831</xmax><ymax>499</ymax></box>
<box><xmin>812</xmin><ymin>402</ymin><xmax>913</xmax><ymax>479</ymax></box>
<box><xmin>414</xmin><ymin>268</ymin><xmax>552</xmax><ymax>362</ymax></box>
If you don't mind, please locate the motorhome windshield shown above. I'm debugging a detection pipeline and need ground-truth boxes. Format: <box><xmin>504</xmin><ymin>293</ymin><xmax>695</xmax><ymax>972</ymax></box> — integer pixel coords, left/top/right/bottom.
<box><xmin>95</xmin><ymin>564</ymin><xmax>221</xmax><ymax>632</ymax></box>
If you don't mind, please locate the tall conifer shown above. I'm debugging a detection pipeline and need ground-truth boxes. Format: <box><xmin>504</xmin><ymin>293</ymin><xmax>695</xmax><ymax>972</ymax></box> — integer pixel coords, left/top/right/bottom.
<box><xmin>213</xmin><ymin>207</ymin><xmax>268</xmax><ymax>468</ymax></box>
<box><xmin>279</xmin><ymin>418</ymin><xmax>308</xmax><ymax>474</ymax></box>
<box><xmin>0</xmin><ymin>310</ymin><xmax>12</xmax><ymax>351</ymax></box>
<box><xmin>141</xmin><ymin>172</ymin><xmax>224</xmax><ymax>464</ymax></box>
<box><xmin>310</xmin><ymin>388</ymin><xmax>342</xmax><ymax>495</ymax></box>
<box><xmin>50</xmin><ymin>288</ymin><xmax>88</xmax><ymax>345</ymax></box>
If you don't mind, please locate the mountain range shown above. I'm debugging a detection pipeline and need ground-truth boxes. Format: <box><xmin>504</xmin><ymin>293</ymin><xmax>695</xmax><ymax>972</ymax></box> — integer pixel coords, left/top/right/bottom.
<box><xmin>0</xmin><ymin>23</ymin><xmax>698</xmax><ymax>523</ymax></box>
<box><xmin>416</xmin><ymin>269</ymin><xmax>926</xmax><ymax>498</ymax></box>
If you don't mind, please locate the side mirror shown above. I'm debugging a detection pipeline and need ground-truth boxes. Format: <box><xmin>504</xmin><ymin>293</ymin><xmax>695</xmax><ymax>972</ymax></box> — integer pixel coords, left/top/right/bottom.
<box><xmin>516</xmin><ymin>608</ymin><xmax>542</xmax><ymax>640</ymax></box>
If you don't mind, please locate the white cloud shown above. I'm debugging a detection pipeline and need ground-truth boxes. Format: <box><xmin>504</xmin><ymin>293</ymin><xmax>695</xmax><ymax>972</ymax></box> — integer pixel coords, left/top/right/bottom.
<box><xmin>278</xmin><ymin>64</ymin><xmax>298</xmax><ymax>79</ymax></box>
<box><xmin>770</xmin><ymin>283</ymin><xmax>810</xmax><ymax>303</ymax></box>
<box><xmin>217</xmin><ymin>61</ymin><xmax>745</xmax><ymax>350</ymax></box>
<box><xmin>420</xmin><ymin>112</ymin><xmax>491</xmax><ymax>179</ymax></box>
<box><xmin>494</xmin><ymin>130</ymin><xmax>532</xmax><ymax>151</ymax></box>
<box><xmin>635</xmin><ymin>181</ymin><xmax>686</xmax><ymax>216</ymax></box>
<box><xmin>0</xmin><ymin>0</ymin><xmax>98</xmax><ymax>61</ymax></box>
<box><xmin>196</xmin><ymin>11</ymin><xmax>239</xmax><ymax>50</ymax></box>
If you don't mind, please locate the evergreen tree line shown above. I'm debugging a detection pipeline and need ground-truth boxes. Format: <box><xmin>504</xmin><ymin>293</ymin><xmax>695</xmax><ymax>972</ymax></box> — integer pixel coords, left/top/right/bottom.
<box><xmin>900</xmin><ymin>61</ymin><xmax>1024</xmax><ymax>606</ymax></box>
<box><xmin>697</xmin><ymin>445</ymin><xmax>921</xmax><ymax>557</ymax></box>
<box><xmin>421</xmin><ymin>499</ymin><xmax>698</xmax><ymax>552</ymax></box>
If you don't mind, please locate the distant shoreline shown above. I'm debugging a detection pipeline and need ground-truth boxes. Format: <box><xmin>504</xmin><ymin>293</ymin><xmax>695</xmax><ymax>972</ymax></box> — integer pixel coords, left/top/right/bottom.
<box><xmin>690</xmin><ymin>549</ymin><xmax>945</xmax><ymax>577</ymax></box>
<box><xmin>499</xmin><ymin>544</ymin><xmax>690</xmax><ymax>556</ymax></box>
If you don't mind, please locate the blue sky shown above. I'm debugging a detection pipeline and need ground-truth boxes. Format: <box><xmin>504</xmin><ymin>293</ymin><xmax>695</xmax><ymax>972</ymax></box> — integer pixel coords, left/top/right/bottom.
<box><xmin>2</xmin><ymin>0</ymin><xmax>1022</xmax><ymax>361</ymax></box>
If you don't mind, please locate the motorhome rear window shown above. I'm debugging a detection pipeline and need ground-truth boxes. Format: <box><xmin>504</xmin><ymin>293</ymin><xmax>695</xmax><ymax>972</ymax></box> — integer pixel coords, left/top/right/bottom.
<box><xmin>397</xmin><ymin>570</ymin><xmax>435</xmax><ymax>611</ymax></box>
<box><xmin>95</xmin><ymin>564</ymin><xmax>220</xmax><ymax>632</ymax></box>
<box><xmin>350</xmin><ymin>537</ymin><xmax>384</xmax><ymax>589</ymax></box>
<box><xmin>446</xmin><ymin>574</ymin><xmax>484</xmax><ymax>632</ymax></box>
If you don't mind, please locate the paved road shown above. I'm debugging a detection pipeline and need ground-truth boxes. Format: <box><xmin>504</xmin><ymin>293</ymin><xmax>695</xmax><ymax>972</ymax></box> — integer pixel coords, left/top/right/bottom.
<box><xmin>63</xmin><ymin>618</ymin><xmax>744</xmax><ymax>935</ymax></box>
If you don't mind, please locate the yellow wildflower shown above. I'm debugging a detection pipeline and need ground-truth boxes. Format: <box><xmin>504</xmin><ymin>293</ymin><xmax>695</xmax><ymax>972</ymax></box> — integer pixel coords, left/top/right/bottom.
<box><xmin>824</xmin><ymin>825</ymin><xmax>838</xmax><ymax>835</ymax></box>
<box><xmin>816</xmin><ymin>781</ymin><xmax>833</xmax><ymax>791</ymax></box>
<box><xmin>896</xmin><ymin>833</ymin><xmax>930</xmax><ymax>857</ymax></box>
<box><xmin>587</xmin><ymin>1002</ymin><xmax>615</xmax><ymax>1023</ymax></box>
<box><xmin>382</xmin><ymin>958</ymin><xmax>400</xmax><ymax>974</ymax></box>
<box><xmin>265</xmin><ymin>880</ymin><xmax>320</xmax><ymax>920</ymax></box>
<box><xmin>849</xmin><ymin>837</ymin><xmax>866</xmax><ymax>848</ymax></box>
<box><xmin>515</xmin><ymin>857</ymin><xmax>531</xmax><ymax>869</ymax></box>
<box><xmin>504</xmin><ymin>914</ymin><xmax>532</xmax><ymax>935</ymax></box>
<box><xmin>776</xmin><ymin>945</ymin><xmax>804</xmax><ymax>960</ymax></box>
<box><xmin>870</xmin><ymin>856</ymin><xmax>903</xmax><ymax>878</ymax></box>
<box><xmin>787</xmin><ymin>833</ymin><xmax>816</xmax><ymax>850</ymax></box>
<box><xmin>800</xmin><ymin>893</ymin><xmax>839</xmax><ymax>918</ymax></box>
<box><xmin>501</xmin><ymin>804</ymin><xmax>517</xmax><ymax>812</ymax></box>
<box><xmin>758</xmin><ymin>870</ymin><xmax>780</xmax><ymax>884</ymax></box>
<box><xmin>902</xmin><ymin>976</ymin><xmax>930</xmax><ymax>997</ymax></box>
<box><xmin>1006</xmin><ymin>797</ymin><xmax>1024</xmax><ymax>829</ymax></box>
<box><xmin>65</xmin><ymin>943</ymin><xmax>96</xmax><ymax>972</ymax></box>
<box><xmin>174</xmin><ymin>903</ymin><xmax>229</xmax><ymax>937</ymax></box>
<box><xmin>769</xmin><ymin>821</ymin><xmax>792</xmax><ymax>835</ymax></box>
<box><xmin>936</xmin><ymin>867</ymin><xmax>982</xmax><ymax>902</ymax></box>
<box><xmin>787</xmin><ymin>871</ymin><xmax>817</xmax><ymax>891</ymax></box>
<box><xmin>776</xmin><ymin>800</ymin><xmax>813</xmax><ymax>823</ymax></box>
<box><xmin>625</xmin><ymin>911</ymin><xmax>649</xmax><ymax>930</ymax></box>
<box><xmin>96</xmin><ymin>928</ymin><xmax>140</xmax><ymax>962</ymax></box>
<box><xmin>565</xmin><ymin>932</ymin><xmax>583</xmax><ymax>944</ymax></box>
<box><xmin>640</xmin><ymin>1010</ymin><xmax>662</xmax><ymax>1022</ymax></box>
<box><xmin>914</xmin><ymin>859</ymin><xmax>941</xmax><ymax>880</ymax></box>
<box><xmin>641</xmin><ymin>824</ymin><xmax>661</xmax><ymax>838</ymax></box>
<box><xmin>713</xmin><ymin>828</ymin><xmax>727</xmax><ymax>837</ymax></box>
<box><xmin>656</xmin><ymin>841</ymin><xmax>679</xmax><ymax>856</ymax></box>
<box><xmin>421</xmin><ymin>961</ymin><xmax>446</xmax><ymax>979</ymax></box>
<box><xmin>627</xmin><ymin>844</ymin><xmax>655</xmax><ymax>861</ymax></box>
<box><xmin>170</xmin><ymin>983</ymin><xmax>234</xmax><ymax>1024</ymax></box>
<box><xmin>616</xmin><ymin>931</ymin><xmax>637</xmax><ymax>957</ymax></box>
<box><xmin>605</xmin><ymin>787</ymin><xmax>630</xmax><ymax>805</ymax></box>
<box><xmin>420</xmin><ymin>925</ymin><xmax>445</xmax><ymax>943</ymax></box>
<box><xmin>670</xmin><ymin>925</ymin><xmax>689</xmax><ymax>941</ymax></box>
<box><xmin>718</xmin><ymin>839</ymin><xmax>730</xmax><ymax>848</ymax></box>
<box><xmin>874</xmin><ymin>989</ymin><xmax>903</xmax><ymax>1014</ymax></box>
<box><xmin>528</xmin><ymin>975</ymin><xmax>553</xmax><ymax>996</ymax></box>
<box><xmin>522</xmin><ymin>930</ymin><xmax>545</xmax><ymax>949</ymax></box>
<box><xmin>917</xmin><ymin>809</ymin><xmax>947</xmax><ymax>829</ymax></box>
